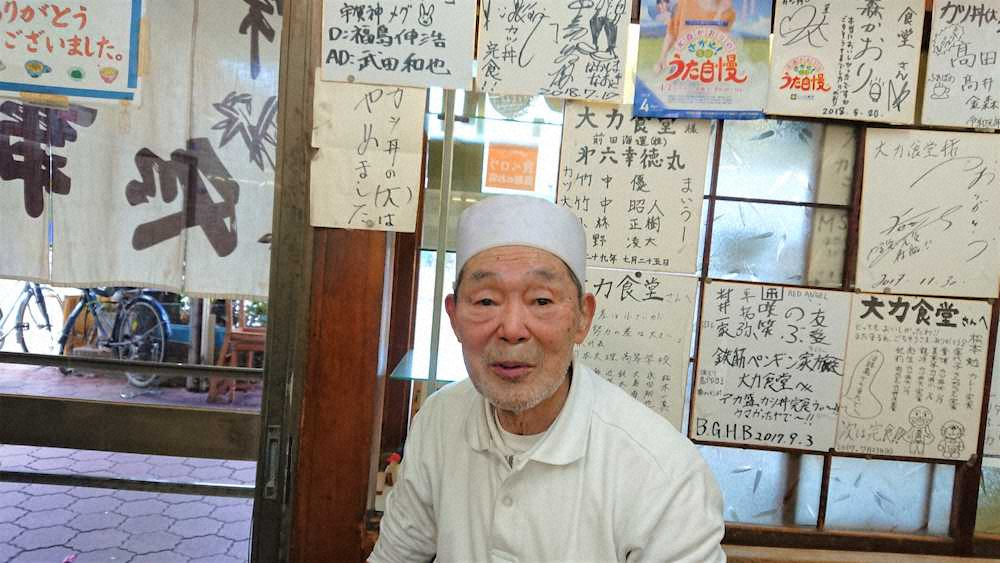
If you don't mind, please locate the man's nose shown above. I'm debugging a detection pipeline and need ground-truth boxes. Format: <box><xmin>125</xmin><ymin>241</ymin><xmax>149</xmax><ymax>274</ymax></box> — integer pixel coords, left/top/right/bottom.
<box><xmin>497</xmin><ymin>301</ymin><xmax>530</xmax><ymax>343</ymax></box>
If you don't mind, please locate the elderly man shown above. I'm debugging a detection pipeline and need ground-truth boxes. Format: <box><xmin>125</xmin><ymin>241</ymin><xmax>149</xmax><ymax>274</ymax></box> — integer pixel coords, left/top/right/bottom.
<box><xmin>370</xmin><ymin>195</ymin><xmax>726</xmax><ymax>563</ymax></box>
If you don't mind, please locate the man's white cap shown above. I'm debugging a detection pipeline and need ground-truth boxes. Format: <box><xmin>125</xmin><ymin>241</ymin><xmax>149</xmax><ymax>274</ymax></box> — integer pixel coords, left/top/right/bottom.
<box><xmin>456</xmin><ymin>195</ymin><xmax>587</xmax><ymax>286</ymax></box>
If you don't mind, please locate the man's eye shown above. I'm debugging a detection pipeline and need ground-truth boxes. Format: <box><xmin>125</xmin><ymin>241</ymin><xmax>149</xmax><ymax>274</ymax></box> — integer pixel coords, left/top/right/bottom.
<box><xmin>476</xmin><ymin>298</ymin><xmax>496</xmax><ymax>306</ymax></box>
<box><xmin>535</xmin><ymin>298</ymin><xmax>553</xmax><ymax>306</ymax></box>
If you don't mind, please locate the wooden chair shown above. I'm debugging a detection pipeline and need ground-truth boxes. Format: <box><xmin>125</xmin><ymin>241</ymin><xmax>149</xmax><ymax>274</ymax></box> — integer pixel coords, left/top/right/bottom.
<box><xmin>208</xmin><ymin>299</ymin><xmax>266</xmax><ymax>403</ymax></box>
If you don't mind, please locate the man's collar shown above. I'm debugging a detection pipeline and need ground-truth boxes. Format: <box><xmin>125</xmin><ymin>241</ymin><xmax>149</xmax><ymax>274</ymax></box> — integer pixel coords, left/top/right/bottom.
<box><xmin>465</xmin><ymin>362</ymin><xmax>594</xmax><ymax>466</ymax></box>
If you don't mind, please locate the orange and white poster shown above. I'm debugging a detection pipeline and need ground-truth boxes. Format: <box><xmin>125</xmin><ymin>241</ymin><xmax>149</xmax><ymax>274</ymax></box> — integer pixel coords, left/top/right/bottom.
<box><xmin>485</xmin><ymin>143</ymin><xmax>538</xmax><ymax>191</ymax></box>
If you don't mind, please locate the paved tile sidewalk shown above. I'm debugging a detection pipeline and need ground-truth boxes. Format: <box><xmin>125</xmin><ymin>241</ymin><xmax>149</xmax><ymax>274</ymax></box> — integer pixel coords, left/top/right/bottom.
<box><xmin>0</xmin><ymin>364</ymin><xmax>259</xmax><ymax>562</ymax></box>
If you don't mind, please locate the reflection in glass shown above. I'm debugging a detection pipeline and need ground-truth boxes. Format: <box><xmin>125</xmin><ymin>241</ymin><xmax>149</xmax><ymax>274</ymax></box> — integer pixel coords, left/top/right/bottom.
<box><xmin>826</xmin><ymin>458</ymin><xmax>953</xmax><ymax>535</ymax></box>
<box><xmin>708</xmin><ymin>202</ymin><xmax>812</xmax><ymax>285</ymax></box>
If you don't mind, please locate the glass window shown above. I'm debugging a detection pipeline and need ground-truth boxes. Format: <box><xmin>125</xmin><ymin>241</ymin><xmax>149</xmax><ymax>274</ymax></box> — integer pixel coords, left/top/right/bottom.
<box><xmin>825</xmin><ymin>458</ymin><xmax>953</xmax><ymax>535</ymax></box>
<box><xmin>699</xmin><ymin>445</ymin><xmax>822</xmax><ymax>527</ymax></box>
<box><xmin>708</xmin><ymin>202</ymin><xmax>813</xmax><ymax>285</ymax></box>
<box><xmin>715</xmin><ymin>120</ymin><xmax>858</xmax><ymax>205</ymax></box>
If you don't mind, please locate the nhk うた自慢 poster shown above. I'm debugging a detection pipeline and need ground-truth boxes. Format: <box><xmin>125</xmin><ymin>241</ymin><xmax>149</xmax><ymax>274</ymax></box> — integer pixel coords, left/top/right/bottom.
<box><xmin>633</xmin><ymin>0</ymin><xmax>771</xmax><ymax>118</ymax></box>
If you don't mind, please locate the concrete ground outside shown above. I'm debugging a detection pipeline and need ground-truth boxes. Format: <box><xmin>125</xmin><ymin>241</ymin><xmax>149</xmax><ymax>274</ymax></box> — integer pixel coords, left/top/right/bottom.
<box><xmin>0</xmin><ymin>363</ymin><xmax>260</xmax><ymax>562</ymax></box>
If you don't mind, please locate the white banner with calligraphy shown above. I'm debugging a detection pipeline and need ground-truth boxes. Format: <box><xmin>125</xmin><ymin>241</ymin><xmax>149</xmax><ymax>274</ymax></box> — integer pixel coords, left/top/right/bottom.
<box><xmin>836</xmin><ymin>293</ymin><xmax>991</xmax><ymax>460</ymax></box>
<box><xmin>692</xmin><ymin>281</ymin><xmax>851</xmax><ymax>452</ymax></box>
<box><xmin>0</xmin><ymin>165</ymin><xmax>48</xmax><ymax>281</ymax></box>
<box><xmin>579</xmin><ymin>267</ymin><xmax>697</xmax><ymax>428</ymax></box>
<box><xmin>557</xmin><ymin>101</ymin><xmax>711</xmax><ymax>274</ymax></box>
<box><xmin>311</xmin><ymin>80</ymin><xmax>424</xmax><ymax>232</ymax></box>
<box><xmin>856</xmin><ymin>128</ymin><xmax>1000</xmax><ymax>298</ymax></box>
<box><xmin>51</xmin><ymin>0</ymin><xmax>193</xmax><ymax>291</ymax></box>
<box><xmin>184</xmin><ymin>0</ymin><xmax>280</xmax><ymax>299</ymax></box>
<box><xmin>477</xmin><ymin>0</ymin><xmax>630</xmax><ymax>101</ymax></box>
<box><xmin>0</xmin><ymin>0</ymin><xmax>142</xmax><ymax>101</ymax></box>
<box><xmin>922</xmin><ymin>0</ymin><xmax>1000</xmax><ymax>129</ymax></box>
<box><xmin>322</xmin><ymin>0</ymin><xmax>475</xmax><ymax>90</ymax></box>
<box><xmin>766</xmin><ymin>0</ymin><xmax>924</xmax><ymax>124</ymax></box>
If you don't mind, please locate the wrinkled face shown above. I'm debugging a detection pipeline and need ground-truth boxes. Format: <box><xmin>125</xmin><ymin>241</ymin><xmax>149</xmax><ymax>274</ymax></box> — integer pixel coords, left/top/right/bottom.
<box><xmin>909</xmin><ymin>406</ymin><xmax>932</xmax><ymax>428</ymax></box>
<box><xmin>445</xmin><ymin>246</ymin><xmax>595</xmax><ymax>414</ymax></box>
<box><xmin>942</xmin><ymin>421</ymin><xmax>964</xmax><ymax>440</ymax></box>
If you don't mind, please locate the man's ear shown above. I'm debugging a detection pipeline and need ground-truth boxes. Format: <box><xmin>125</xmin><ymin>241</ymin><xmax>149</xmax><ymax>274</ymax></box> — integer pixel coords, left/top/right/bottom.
<box><xmin>445</xmin><ymin>293</ymin><xmax>461</xmax><ymax>343</ymax></box>
<box><xmin>573</xmin><ymin>293</ymin><xmax>597</xmax><ymax>345</ymax></box>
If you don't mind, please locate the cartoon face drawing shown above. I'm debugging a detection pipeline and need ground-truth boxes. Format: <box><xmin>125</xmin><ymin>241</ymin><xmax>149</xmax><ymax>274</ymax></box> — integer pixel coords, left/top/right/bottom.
<box><xmin>942</xmin><ymin>420</ymin><xmax>965</xmax><ymax>440</ymax></box>
<box><xmin>909</xmin><ymin>406</ymin><xmax>933</xmax><ymax>428</ymax></box>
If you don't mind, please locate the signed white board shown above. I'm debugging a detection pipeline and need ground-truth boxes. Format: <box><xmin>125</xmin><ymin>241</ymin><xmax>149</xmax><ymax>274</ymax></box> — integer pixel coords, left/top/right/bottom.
<box><xmin>579</xmin><ymin>267</ymin><xmax>698</xmax><ymax>428</ymax></box>
<box><xmin>767</xmin><ymin>0</ymin><xmax>924</xmax><ymax>124</ymax></box>
<box><xmin>477</xmin><ymin>0</ymin><xmax>630</xmax><ymax>101</ymax></box>
<box><xmin>557</xmin><ymin>101</ymin><xmax>712</xmax><ymax>274</ymax></box>
<box><xmin>692</xmin><ymin>281</ymin><xmax>851</xmax><ymax>451</ymax></box>
<box><xmin>856</xmin><ymin>128</ymin><xmax>1000</xmax><ymax>298</ymax></box>
<box><xmin>836</xmin><ymin>293</ymin><xmax>991</xmax><ymax>460</ymax></box>
<box><xmin>922</xmin><ymin>0</ymin><xmax>1000</xmax><ymax>129</ymax></box>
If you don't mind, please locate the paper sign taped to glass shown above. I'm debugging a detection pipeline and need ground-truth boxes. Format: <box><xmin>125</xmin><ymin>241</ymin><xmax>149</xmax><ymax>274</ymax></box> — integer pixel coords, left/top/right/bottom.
<box><xmin>0</xmin><ymin>0</ymin><xmax>142</xmax><ymax>101</ymax></box>
<box><xmin>310</xmin><ymin>79</ymin><xmax>425</xmax><ymax>233</ymax></box>
<box><xmin>321</xmin><ymin>0</ymin><xmax>476</xmax><ymax>90</ymax></box>
<box><xmin>633</xmin><ymin>0</ymin><xmax>772</xmax><ymax>119</ymax></box>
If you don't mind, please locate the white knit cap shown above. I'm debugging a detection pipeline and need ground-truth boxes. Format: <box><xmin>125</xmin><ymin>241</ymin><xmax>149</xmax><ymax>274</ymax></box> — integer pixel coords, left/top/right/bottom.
<box><xmin>455</xmin><ymin>195</ymin><xmax>587</xmax><ymax>286</ymax></box>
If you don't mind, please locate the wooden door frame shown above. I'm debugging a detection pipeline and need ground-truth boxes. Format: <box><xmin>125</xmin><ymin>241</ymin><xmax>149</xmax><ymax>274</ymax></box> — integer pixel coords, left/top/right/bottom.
<box><xmin>253</xmin><ymin>0</ymin><xmax>405</xmax><ymax>561</ymax></box>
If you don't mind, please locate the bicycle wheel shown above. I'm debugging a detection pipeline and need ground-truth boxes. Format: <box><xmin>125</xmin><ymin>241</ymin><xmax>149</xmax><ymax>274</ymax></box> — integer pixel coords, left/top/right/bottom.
<box><xmin>16</xmin><ymin>286</ymin><xmax>65</xmax><ymax>355</ymax></box>
<box><xmin>114</xmin><ymin>299</ymin><xmax>166</xmax><ymax>387</ymax></box>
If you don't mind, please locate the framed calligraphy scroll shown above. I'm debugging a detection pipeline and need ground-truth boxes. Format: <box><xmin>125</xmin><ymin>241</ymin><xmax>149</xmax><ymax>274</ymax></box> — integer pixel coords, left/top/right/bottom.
<box><xmin>579</xmin><ymin>267</ymin><xmax>698</xmax><ymax>428</ymax></box>
<box><xmin>0</xmin><ymin>0</ymin><xmax>143</xmax><ymax>101</ymax></box>
<box><xmin>310</xmin><ymin>80</ymin><xmax>425</xmax><ymax>232</ymax></box>
<box><xmin>835</xmin><ymin>293</ymin><xmax>991</xmax><ymax>461</ymax></box>
<box><xmin>692</xmin><ymin>281</ymin><xmax>851</xmax><ymax>452</ymax></box>
<box><xmin>321</xmin><ymin>0</ymin><xmax>475</xmax><ymax>90</ymax></box>
<box><xmin>633</xmin><ymin>0</ymin><xmax>772</xmax><ymax>119</ymax></box>
<box><xmin>476</xmin><ymin>0</ymin><xmax>630</xmax><ymax>101</ymax></box>
<box><xmin>922</xmin><ymin>0</ymin><xmax>1000</xmax><ymax>129</ymax></box>
<box><xmin>856</xmin><ymin>128</ymin><xmax>1000</xmax><ymax>298</ymax></box>
<box><xmin>766</xmin><ymin>0</ymin><xmax>924</xmax><ymax>124</ymax></box>
<box><xmin>557</xmin><ymin>100</ymin><xmax>712</xmax><ymax>274</ymax></box>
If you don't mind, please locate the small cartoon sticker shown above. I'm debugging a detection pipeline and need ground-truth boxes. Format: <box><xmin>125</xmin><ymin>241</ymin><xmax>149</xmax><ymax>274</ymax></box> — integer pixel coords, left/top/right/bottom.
<box><xmin>99</xmin><ymin>66</ymin><xmax>119</xmax><ymax>84</ymax></box>
<box><xmin>24</xmin><ymin>60</ymin><xmax>51</xmax><ymax>78</ymax></box>
<box><xmin>68</xmin><ymin>67</ymin><xmax>85</xmax><ymax>81</ymax></box>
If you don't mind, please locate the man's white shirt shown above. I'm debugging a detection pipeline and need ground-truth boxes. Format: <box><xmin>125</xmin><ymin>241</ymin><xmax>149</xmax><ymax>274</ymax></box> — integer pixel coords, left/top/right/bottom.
<box><xmin>370</xmin><ymin>363</ymin><xmax>727</xmax><ymax>563</ymax></box>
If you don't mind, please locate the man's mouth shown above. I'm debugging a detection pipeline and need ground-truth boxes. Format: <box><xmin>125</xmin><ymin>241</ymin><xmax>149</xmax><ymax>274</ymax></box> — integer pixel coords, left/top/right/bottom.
<box><xmin>490</xmin><ymin>361</ymin><xmax>534</xmax><ymax>381</ymax></box>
